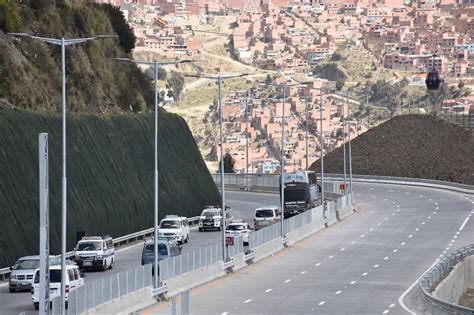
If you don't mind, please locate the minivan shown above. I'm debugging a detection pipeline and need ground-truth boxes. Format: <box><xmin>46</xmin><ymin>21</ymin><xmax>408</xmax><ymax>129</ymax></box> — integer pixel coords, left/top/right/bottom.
<box><xmin>254</xmin><ymin>206</ymin><xmax>281</xmax><ymax>230</ymax></box>
<box><xmin>31</xmin><ymin>263</ymin><xmax>84</xmax><ymax>310</ymax></box>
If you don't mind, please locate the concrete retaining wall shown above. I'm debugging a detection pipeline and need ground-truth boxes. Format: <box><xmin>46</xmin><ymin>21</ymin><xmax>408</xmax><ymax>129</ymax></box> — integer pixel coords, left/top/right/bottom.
<box><xmin>85</xmin><ymin>286</ymin><xmax>154</xmax><ymax>315</ymax></box>
<box><xmin>433</xmin><ymin>256</ymin><xmax>474</xmax><ymax>305</ymax></box>
<box><xmin>164</xmin><ymin>261</ymin><xmax>226</xmax><ymax>297</ymax></box>
<box><xmin>253</xmin><ymin>237</ymin><xmax>284</xmax><ymax>262</ymax></box>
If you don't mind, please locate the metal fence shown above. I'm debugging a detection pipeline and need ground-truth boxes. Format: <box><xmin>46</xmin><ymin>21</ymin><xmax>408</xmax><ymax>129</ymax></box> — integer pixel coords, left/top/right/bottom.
<box><xmin>51</xmin><ymin>264</ymin><xmax>152</xmax><ymax>315</ymax></box>
<box><xmin>248</xmin><ymin>223</ymin><xmax>281</xmax><ymax>250</ymax></box>
<box><xmin>159</xmin><ymin>243</ymin><xmax>223</xmax><ymax>282</ymax></box>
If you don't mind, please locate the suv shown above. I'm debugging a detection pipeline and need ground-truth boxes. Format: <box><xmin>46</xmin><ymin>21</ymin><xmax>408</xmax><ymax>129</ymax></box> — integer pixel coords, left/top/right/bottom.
<box><xmin>158</xmin><ymin>215</ymin><xmax>189</xmax><ymax>244</ymax></box>
<box><xmin>254</xmin><ymin>206</ymin><xmax>281</xmax><ymax>230</ymax></box>
<box><xmin>73</xmin><ymin>236</ymin><xmax>114</xmax><ymax>271</ymax></box>
<box><xmin>31</xmin><ymin>262</ymin><xmax>84</xmax><ymax>310</ymax></box>
<box><xmin>141</xmin><ymin>239</ymin><xmax>181</xmax><ymax>274</ymax></box>
<box><xmin>9</xmin><ymin>256</ymin><xmax>49</xmax><ymax>293</ymax></box>
<box><xmin>226</xmin><ymin>220</ymin><xmax>252</xmax><ymax>245</ymax></box>
<box><xmin>198</xmin><ymin>206</ymin><xmax>233</xmax><ymax>232</ymax></box>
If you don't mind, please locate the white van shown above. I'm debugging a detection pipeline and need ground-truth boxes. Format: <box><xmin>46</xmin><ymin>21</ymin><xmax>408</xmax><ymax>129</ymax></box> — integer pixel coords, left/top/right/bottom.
<box><xmin>31</xmin><ymin>263</ymin><xmax>84</xmax><ymax>310</ymax></box>
<box><xmin>73</xmin><ymin>235</ymin><xmax>114</xmax><ymax>271</ymax></box>
<box><xmin>158</xmin><ymin>215</ymin><xmax>189</xmax><ymax>244</ymax></box>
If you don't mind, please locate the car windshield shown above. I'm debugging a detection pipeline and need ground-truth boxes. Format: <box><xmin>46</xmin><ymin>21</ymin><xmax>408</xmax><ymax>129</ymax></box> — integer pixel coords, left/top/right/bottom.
<box><xmin>160</xmin><ymin>220</ymin><xmax>180</xmax><ymax>229</ymax></box>
<box><xmin>34</xmin><ymin>269</ymin><xmax>63</xmax><ymax>284</ymax></box>
<box><xmin>76</xmin><ymin>242</ymin><xmax>102</xmax><ymax>251</ymax></box>
<box><xmin>284</xmin><ymin>190</ymin><xmax>307</xmax><ymax>203</ymax></box>
<box><xmin>256</xmin><ymin>209</ymin><xmax>274</xmax><ymax>217</ymax></box>
<box><xmin>227</xmin><ymin>224</ymin><xmax>246</xmax><ymax>231</ymax></box>
<box><xmin>143</xmin><ymin>243</ymin><xmax>169</xmax><ymax>256</ymax></box>
<box><xmin>14</xmin><ymin>259</ymin><xmax>40</xmax><ymax>270</ymax></box>
<box><xmin>202</xmin><ymin>210</ymin><xmax>220</xmax><ymax>217</ymax></box>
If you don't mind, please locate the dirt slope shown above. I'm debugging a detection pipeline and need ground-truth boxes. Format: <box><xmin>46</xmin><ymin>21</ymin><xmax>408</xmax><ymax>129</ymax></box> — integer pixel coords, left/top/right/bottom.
<box><xmin>310</xmin><ymin>115</ymin><xmax>474</xmax><ymax>185</ymax></box>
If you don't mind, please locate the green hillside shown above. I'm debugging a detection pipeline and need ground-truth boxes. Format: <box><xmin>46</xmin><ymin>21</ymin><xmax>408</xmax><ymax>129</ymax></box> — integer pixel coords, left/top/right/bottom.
<box><xmin>0</xmin><ymin>108</ymin><xmax>220</xmax><ymax>267</ymax></box>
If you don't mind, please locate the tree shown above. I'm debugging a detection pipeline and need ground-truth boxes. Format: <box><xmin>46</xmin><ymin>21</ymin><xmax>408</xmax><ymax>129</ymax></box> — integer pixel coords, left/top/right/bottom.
<box><xmin>265</xmin><ymin>73</ymin><xmax>272</xmax><ymax>85</ymax></box>
<box><xmin>218</xmin><ymin>152</ymin><xmax>236</xmax><ymax>173</ymax></box>
<box><xmin>144</xmin><ymin>67</ymin><xmax>167</xmax><ymax>81</ymax></box>
<box><xmin>97</xmin><ymin>3</ymin><xmax>136</xmax><ymax>53</ymax></box>
<box><xmin>167</xmin><ymin>71</ymin><xmax>185</xmax><ymax>104</ymax></box>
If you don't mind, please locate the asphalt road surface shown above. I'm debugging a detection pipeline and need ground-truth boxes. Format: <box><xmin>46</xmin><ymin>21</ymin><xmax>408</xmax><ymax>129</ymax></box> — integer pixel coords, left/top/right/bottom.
<box><xmin>143</xmin><ymin>182</ymin><xmax>474</xmax><ymax>315</ymax></box>
<box><xmin>0</xmin><ymin>191</ymin><xmax>279</xmax><ymax>315</ymax></box>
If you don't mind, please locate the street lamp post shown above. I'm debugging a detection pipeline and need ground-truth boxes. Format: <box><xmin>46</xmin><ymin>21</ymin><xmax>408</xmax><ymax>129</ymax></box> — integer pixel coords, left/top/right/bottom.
<box><xmin>341</xmin><ymin>92</ymin><xmax>347</xmax><ymax>192</ymax></box>
<box><xmin>305</xmin><ymin>96</ymin><xmax>309</xmax><ymax>171</ymax></box>
<box><xmin>319</xmin><ymin>89</ymin><xmax>325</xmax><ymax>218</ymax></box>
<box><xmin>280</xmin><ymin>85</ymin><xmax>286</xmax><ymax>238</ymax></box>
<box><xmin>115</xmin><ymin>58</ymin><xmax>190</xmax><ymax>288</ymax></box>
<box><xmin>8</xmin><ymin>32</ymin><xmax>116</xmax><ymax>314</ymax></box>
<box><xmin>185</xmin><ymin>71</ymin><xmax>248</xmax><ymax>262</ymax></box>
<box><xmin>346</xmin><ymin>90</ymin><xmax>354</xmax><ymax>205</ymax></box>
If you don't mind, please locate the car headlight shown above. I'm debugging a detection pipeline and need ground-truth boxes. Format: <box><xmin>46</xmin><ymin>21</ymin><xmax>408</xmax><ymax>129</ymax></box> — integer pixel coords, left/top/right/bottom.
<box><xmin>95</xmin><ymin>255</ymin><xmax>103</xmax><ymax>261</ymax></box>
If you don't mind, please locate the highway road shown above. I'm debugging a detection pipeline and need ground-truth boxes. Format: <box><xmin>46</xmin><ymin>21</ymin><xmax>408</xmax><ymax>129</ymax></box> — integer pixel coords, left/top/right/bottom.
<box><xmin>0</xmin><ymin>191</ymin><xmax>279</xmax><ymax>315</ymax></box>
<box><xmin>143</xmin><ymin>182</ymin><xmax>474</xmax><ymax>315</ymax></box>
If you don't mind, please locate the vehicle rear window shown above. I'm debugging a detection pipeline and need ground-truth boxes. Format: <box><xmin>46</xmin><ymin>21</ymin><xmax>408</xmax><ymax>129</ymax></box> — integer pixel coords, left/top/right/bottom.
<box><xmin>255</xmin><ymin>209</ymin><xmax>274</xmax><ymax>217</ymax></box>
<box><xmin>144</xmin><ymin>244</ymin><xmax>168</xmax><ymax>256</ymax></box>
<box><xmin>35</xmin><ymin>269</ymin><xmax>63</xmax><ymax>284</ymax></box>
<box><xmin>14</xmin><ymin>259</ymin><xmax>40</xmax><ymax>270</ymax></box>
<box><xmin>227</xmin><ymin>224</ymin><xmax>245</xmax><ymax>231</ymax></box>
<box><xmin>160</xmin><ymin>220</ymin><xmax>180</xmax><ymax>229</ymax></box>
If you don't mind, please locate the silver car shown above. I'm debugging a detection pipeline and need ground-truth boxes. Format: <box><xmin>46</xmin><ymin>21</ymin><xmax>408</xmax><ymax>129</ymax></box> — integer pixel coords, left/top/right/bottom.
<box><xmin>9</xmin><ymin>256</ymin><xmax>40</xmax><ymax>292</ymax></box>
<box><xmin>254</xmin><ymin>206</ymin><xmax>281</xmax><ymax>230</ymax></box>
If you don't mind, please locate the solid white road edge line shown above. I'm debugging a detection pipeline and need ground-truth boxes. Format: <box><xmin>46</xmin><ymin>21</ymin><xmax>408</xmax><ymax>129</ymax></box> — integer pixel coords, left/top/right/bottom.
<box><xmin>398</xmin><ymin>259</ymin><xmax>439</xmax><ymax>315</ymax></box>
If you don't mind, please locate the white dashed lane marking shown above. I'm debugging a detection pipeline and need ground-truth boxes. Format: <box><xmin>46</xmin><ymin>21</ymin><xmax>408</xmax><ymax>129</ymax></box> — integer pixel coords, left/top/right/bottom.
<box><xmin>243</xmin><ymin>299</ymin><xmax>252</xmax><ymax>304</ymax></box>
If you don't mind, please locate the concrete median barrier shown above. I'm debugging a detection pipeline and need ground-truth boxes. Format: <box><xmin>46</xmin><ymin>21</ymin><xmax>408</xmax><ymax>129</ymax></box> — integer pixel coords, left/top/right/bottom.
<box><xmin>253</xmin><ymin>237</ymin><xmax>284</xmax><ymax>262</ymax></box>
<box><xmin>286</xmin><ymin>219</ymin><xmax>326</xmax><ymax>246</ymax></box>
<box><xmin>336</xmin><ymin>205</ymin><xmax>355</xmax><ymax>221</ymax></box>
<box><xmin>85</xmin><ymin>286</ymin><xmax>154</xmax><ymax>315</ymax></box>
<box><xmin>164</xmin><ymin>261</ymin><xmax>226</xmax><ymax>297</ymax></box>
<box><xmin>232</xmin><ymin>253</ymin><xmax>247</xmax><ymax>271</ymax></box>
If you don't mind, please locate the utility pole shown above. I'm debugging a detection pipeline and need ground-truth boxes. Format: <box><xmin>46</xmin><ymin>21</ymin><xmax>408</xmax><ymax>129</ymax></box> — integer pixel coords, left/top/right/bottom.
<box><xmin>8</xmin><ymin>33</ymin><xmax>117</xmax><ymax>314</ymax></box>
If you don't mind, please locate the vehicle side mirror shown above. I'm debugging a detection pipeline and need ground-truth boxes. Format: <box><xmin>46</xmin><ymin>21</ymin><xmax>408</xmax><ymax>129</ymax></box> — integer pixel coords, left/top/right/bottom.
<box><xmin>9</xmin><ymin>266</ymin><xmax>13</xmax><ymax>271</ymax></box>
<box><xmin>80</xmin><ymin>271</ymin><xmax>86</xmax><ymax>278</ymax></box>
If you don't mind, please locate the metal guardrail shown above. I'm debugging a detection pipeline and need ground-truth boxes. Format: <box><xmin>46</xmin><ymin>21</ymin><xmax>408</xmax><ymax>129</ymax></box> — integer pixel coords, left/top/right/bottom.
<box><xmin>419</xmin><ymin>244</ymin><xmax>474</xmax><ymax>314</ymax></box>
<box><xmin>0</xmin><ymin>216</ymin><xmax>200</xmax><ymax>282</ymax></box>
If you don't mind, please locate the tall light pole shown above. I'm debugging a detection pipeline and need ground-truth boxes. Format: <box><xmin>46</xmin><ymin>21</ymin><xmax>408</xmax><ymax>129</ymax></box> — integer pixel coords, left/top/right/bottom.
<box><xmin>341</xmin><ymin>92</ymin><xmax>347</xmax><ymax>192</ymax></box>
<box><xmin>8</xmin><ymin>32</ymin><xmax>116</xmax><ymax>314</ymax></box>
<box><xmin>268</xmin><ymin>82</ymin><xmax>298</xmax><ymax>238</ymax></box>
<box><xmin>245</xmin><ymin>97</ymin><xmax>249</xmax><ymax>176</ymax></box>
<box><xmin>347</xmin><ymin>90</ymin><xmax>354</xmax><ymax>205</ymax></box>
<box><xmin>304</xmin><ymin>96</ymin><xmax>310</xmax><ymax>171</ymax></box>
<box><xmin>115</xmin><ymin>58</ymin><xmax>191</xmax><ymax>288</ymax></box>
<box><xmin>280</xmin><ymin>85</ymin><xmax>286</xmax><ymax>237</ymax></box>
<box><xmin>185</xmin><ymin>71</ymin><xmax>248</xmax><ymax>262</ymax></box>
<box><xmin>319</xmin><ymin>89</ymin><xmax>325</xmax><ymax>218</ymax></box>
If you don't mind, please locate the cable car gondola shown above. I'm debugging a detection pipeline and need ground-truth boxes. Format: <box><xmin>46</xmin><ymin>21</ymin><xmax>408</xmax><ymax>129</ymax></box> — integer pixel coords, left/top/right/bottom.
<box><xmin>425</xmin><ymin>70</ymin><xmax>444</xmax><ymax>91</ymax></box>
